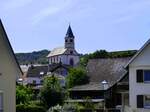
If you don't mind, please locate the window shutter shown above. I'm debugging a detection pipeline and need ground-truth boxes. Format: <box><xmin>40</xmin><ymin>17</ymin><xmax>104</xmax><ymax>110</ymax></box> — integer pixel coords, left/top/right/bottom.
<box><xmin>137</xmin><ymin>95</ymin><xmax>144</xmax><ymax>108</ymax></box>
<box><xmin>136</xmin><ymin>70</ymin><xmax>143</xmax><ymax>82</ymax></box>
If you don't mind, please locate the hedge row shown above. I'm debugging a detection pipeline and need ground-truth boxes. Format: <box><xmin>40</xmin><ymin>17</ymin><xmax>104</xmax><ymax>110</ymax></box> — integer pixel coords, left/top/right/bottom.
<box><xmin>16</xmin><ymin>104</ymin><xmax>46</xmax><ymax>112</ymax></box>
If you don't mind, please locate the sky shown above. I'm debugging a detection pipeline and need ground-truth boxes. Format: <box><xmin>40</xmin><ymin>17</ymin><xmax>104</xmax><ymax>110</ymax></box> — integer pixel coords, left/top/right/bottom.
<box><xmin>0</xmin><ymin>0</ymin><xmax>150</xmax><ymax>53</ymax></box>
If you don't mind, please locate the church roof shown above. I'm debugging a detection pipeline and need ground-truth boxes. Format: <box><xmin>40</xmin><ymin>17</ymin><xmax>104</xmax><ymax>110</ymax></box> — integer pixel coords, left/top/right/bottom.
<box><xmin>47</xmin><ymin>47</ymin><xmax>67</xmax><ymax>57</ymax></box>
<box><xmin>65</xmin><ymin>25</ymin><xmax>74</xmax><ymax>38</ymax></box>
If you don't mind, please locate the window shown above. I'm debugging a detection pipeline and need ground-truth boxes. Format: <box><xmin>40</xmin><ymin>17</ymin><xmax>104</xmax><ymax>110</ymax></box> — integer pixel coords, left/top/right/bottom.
<box><xmin>51</xmin><ymin>58</ymin><xmax>52</xmax><ymax>63</ymax></box>
<box><xmin>137</xmin><ymin>95</ymin><xmax>150</xmax><ymax>108</ymax></box>
<box><xmin>70</xmin><ymin>39</ymin><xmax>73</xmax><ymax>42</ymax></box>
<box><xmin>65</xmin><ymin>39</ymin><xmax>68</xmax><ymax>42</ymax></box>
<box><xmin>144</xmin><ymin>70</ymin><xmax>150</xmax><ymax>82</ymax></box>
<box><xmin>0</xmin><ymin>92</ymin><xmax>3</xmax><ymax>112</ymax></box>
<box><xmin>40</xmin><ymin>80</ymin><xmax>43</xmax><ymax>84</ymax></box>
<box><xmin>136</xmin><ymin>70</ymin><xmax>150</xmax><ymax>83</ymax></box>
<box><xmin>70</xmin><ymin>51</ymin><xmax>73</xmax><ymax>54</ymax></box>
<box><xmin>144</xmin><ymin>95</ymin><xmax>150</xmax><ymax>108</ymax></box>
<box><xmin>54</xmin><ymin>57</ymin><xmax>55</xmax><ymax>63</ymax></box>
<box><xmin>57</xmin><ymin>56</ymin><xmax>58</xmax><ymax>62</ymax></box>
<box><xmin>33</xmin><ymin>80</ymin><xmax>36</xmax><ymax>85</ymax></box>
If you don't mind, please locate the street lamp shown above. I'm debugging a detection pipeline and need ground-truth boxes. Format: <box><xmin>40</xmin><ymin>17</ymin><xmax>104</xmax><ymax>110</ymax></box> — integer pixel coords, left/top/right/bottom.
<box><xmin>101</xmin><ymin>80</ymin><xmax>108</xmax><ymax>112</ymax></box>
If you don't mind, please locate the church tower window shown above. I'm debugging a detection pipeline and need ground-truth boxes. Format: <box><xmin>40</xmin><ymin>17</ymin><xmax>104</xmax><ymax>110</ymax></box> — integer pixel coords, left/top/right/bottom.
<box><xmin>70</xmin><ymin>51</ymin><xmax>73</xmax><ymax>54</ymax></box>
<box><xmin>70</xmin><ymin>39</ymin><xmax>73</xmax><ymax>42</ymax></box>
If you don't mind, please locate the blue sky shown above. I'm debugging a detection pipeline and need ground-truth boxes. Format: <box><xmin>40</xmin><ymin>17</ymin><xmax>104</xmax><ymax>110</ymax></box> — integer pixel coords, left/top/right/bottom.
<box><xmin>0</xmin><ymin>0</ymin><xmax>150</xmax><ymax>53</ymax></box>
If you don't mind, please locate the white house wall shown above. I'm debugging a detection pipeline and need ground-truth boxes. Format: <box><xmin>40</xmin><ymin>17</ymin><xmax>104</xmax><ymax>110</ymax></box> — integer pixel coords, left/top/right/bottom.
<box><xmin>129</xmin><ymin>43</ymin><xmax>150</xmax><ymax>112</ymax></box>
<box><xmin>0</xmin><ymin>26</ymin><xmax>21</xmax><ymax>112</ymax></box>
<box><xmin>24</xmin><ymin>77</ymin><xmax>42</xmax><ymax>85</ymax></box>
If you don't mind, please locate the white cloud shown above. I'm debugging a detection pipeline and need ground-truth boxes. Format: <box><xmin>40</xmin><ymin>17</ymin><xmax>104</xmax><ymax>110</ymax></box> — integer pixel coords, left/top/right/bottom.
<box><xmin>31</xmin><ymin>0</ymin><xmax>73</xmax><ymax>25</ymax></box>
<box><xmin>2</xmin><ymin>0</ymin><xmax>33</xmax><ymax>10</ymax></box>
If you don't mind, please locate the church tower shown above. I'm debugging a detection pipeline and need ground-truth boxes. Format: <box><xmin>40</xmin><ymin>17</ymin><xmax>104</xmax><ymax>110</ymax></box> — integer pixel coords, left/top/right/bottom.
<box><xmin>65</xmin><ymin>25</ymin><xmax>75</xmax><ymax>49</ymax></box>
<box><xmin>47</xmin><ymin>25</ymin><xmax>79</xmax><ymax>67</ymax></box>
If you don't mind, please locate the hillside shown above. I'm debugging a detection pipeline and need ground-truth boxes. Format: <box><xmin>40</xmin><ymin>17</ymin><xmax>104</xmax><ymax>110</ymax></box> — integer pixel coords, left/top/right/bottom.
<box><xmin>15</xmin><ymin>50</ymin><xmax>50</xmax><ymax>65</ymax></box>
<box><xmin>80</xmin><ymin>50</ymin><xmax>137</xmax><ymax>66</ymax></box>
<box><xmin>15</xmin><ymin>49</ymin><xmax>137</xmax><ymax>65</ymax></box>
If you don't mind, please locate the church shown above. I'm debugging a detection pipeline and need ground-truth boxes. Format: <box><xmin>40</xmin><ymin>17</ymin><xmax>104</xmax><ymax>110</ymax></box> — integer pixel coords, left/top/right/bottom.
<box><xmin>47</xmin><ymin>25</ymin><xmax>79</xmax><ymax>66</ymax></box>
<box><xmin>23</xmin><ymin>26</ymin><xmax>80</xmax><ymax>88</ymax></box>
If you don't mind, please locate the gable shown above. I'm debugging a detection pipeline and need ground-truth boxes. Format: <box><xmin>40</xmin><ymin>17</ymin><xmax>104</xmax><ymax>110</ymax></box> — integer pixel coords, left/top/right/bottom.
<box><xmin>129</xmin><ymin>40</ymin><xmax>150</xmax><ymax>66</ymax></box>
<box><xmin>0</xmin><ymin>20</ymin><xmax>22</xmax><ymax>78</ymax></box>
<box><xmin>64</xmin><ymin>49</ymin><xmax>79</xmax><ymax>55</ymax></box>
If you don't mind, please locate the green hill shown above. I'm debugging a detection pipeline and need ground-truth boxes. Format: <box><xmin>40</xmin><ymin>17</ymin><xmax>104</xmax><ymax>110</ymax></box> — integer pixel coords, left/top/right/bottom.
<box><xmin>15</xmin><ymin>50</ymin><xmax>50</xmax><ymax>65</ymax></box>
<box><xmin>15</xmin><ymin>49</ymin><xmax>137</xmax><ymax>65</ymax></box>
<box><xmin>80</xmin><ymin>50</ymin><xmax>137</xmax><ymax>66</ymax></box>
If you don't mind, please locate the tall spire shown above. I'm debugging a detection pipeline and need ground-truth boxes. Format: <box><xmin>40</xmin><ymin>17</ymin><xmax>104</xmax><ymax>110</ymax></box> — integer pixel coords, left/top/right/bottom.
<box><xmin>66</xmin><ymin>25</ymin><xmax>74</xmax><ymax>38</ymax></box>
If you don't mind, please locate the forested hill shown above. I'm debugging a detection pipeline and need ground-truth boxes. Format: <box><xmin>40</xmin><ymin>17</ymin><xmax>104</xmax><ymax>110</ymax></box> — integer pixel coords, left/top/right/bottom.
<box><xmin>80</xmin><ymin>50</ymin><xmax>137</xmax><ymax>66</ymax></box>
<box><xmin>15</xmin><ymin>50</ymin><xmax>50</xmax><ymax>65</ymax></box>
<box><xmin>15</xmin><ymin>49</ymin><xmax>137</xmax><ymax>65</ymax></box>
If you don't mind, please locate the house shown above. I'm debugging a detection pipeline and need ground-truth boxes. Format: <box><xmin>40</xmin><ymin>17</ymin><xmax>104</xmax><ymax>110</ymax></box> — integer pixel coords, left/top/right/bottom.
<box><xmin>0</xmin><ymin>20</ymin><xmax>22</xmax><ymax>112</ymax></box>
<box><xmin>68</xmin><ymin>57</ymin><xmax>131</xmax><ymax>107</ymax></box>
<box><xmin>126</xmin><ymin>39</ymin><xmax>150</xmax><ymax>112</ymax></box>
<box><xmin>23</xmin><ymin>65</ymin><xmax>48</xmax><ymax>86</ymax></box>
<box><xmin>69</xmin><ymin>38</ymin><xmax>150</xmax><ymax>112</ymax></box>
<box><xmin>107</xmin><ymin>39</ymin><xmax>150</xmax><ymax>112</ymax></box>
<box><xmin>47</xmin><ymin>25</ymin><xmax>79</xmax><ymax>67</ymax></box>
<box><xmin>48</xmin><ymin>62</ymin><xmax>70</xmax><ymax>77</ymax></box>
<box><xmin>23</xmin><ymin>63</ymin><xmax>70</xmax><ymax>88</ymax></box>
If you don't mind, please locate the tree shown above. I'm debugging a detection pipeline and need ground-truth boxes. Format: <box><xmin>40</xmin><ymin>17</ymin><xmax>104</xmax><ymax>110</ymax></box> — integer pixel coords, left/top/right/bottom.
<box><xmin>39</xmin><ymin>76</ymin><xmax>64</xmax><ymax>109</ymax></box>
<box><xmin>16</xmin><ymin>85</ymin><xmax>33</xmax><ymax>104</ymax></box>
<box><xmin>90</xmin><ymin>50</ymin><xmax>108</xmax><ymax>58</ymax></box>
<box><xmin>66</xmin><ymin>68</ymin><xmax>89</xmax><ymax>88</ymax></box>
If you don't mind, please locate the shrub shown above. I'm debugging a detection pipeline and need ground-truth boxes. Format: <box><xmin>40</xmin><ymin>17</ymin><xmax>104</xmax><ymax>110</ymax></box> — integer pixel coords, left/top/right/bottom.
<box><xmin>39</xmin><ymin>76</ymin><xmax>64</xmax><ymax>108</ymax></box>
<box><xmin>66</xmin><ymin>68</ymin><xmax>89</xmax><ymax>88</ymax></box>
<box><xmin>16</xmin><ymin>104</ymin><xmax>46</xmax><ymax>112</ymax></box>
<box><xmin>16</xmin><ymin>85</ymin><xmax>33</xmax><ymax>104</ymax></box>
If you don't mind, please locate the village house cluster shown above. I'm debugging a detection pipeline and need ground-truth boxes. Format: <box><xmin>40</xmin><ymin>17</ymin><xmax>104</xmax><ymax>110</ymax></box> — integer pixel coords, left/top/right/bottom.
<box><xmin>0</xmin><ymin>19</ymin><xmax>150</xmax><ymax>112</ymax></box>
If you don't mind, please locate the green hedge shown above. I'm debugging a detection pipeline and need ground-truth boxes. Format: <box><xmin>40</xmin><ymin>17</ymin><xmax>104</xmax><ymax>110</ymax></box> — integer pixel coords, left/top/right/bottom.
<box><xmin>16</xmin><ymin>104</ymin><xmax>46</xmax><ymax>112</ymax></box>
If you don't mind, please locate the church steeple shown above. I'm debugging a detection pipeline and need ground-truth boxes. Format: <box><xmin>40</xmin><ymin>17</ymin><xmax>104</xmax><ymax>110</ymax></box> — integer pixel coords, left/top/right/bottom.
<box><xmin>65</xmin><ymin>25</ymin><xmax>75</xmax><ymax>49</ymax></box>
<box><xmin>66</xmin><ymin>25</ymin><xmax>74</xmax><ymax>38</ymax></box>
